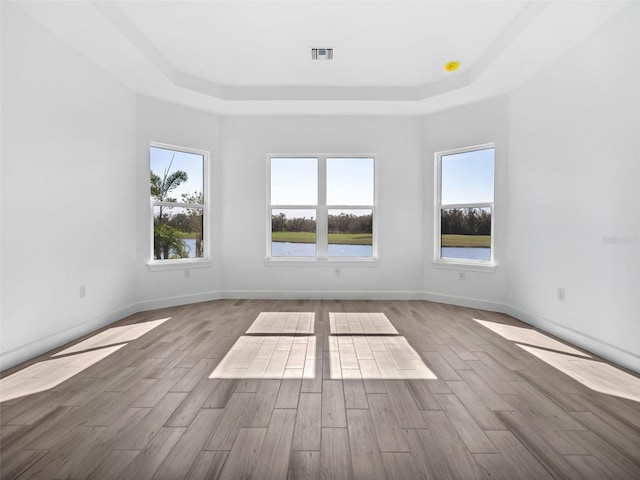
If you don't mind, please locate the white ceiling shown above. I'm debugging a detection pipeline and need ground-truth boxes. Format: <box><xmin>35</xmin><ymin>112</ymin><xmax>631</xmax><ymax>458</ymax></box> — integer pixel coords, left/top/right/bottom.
<box><xmin>115</xmin><ymin>1</ymin><xmax>527</xmax><ymax>87</ymax></box>
<box><xmin>14</xmin><ymin>0</ymin><xmax>632</xmax><ymax>115</ymax></box>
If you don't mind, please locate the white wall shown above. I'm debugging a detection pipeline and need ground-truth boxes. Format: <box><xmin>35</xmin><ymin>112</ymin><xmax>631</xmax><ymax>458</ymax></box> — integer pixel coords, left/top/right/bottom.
<box><xmin>422</xmin><ymin>97</ymin><xmax>509</xmax><ymax>309</ymax></box>
<box><xmin>0</xmin><ymin>2</ymin><xmax>4</xmax><ymax>357</ymax></box>
<box><xmin>0</xmin><ymin>4</ymin><xmax>137</xmax><ymax>369</ymax></box>
<box><xmin>2</xmin><ymin>1</ymin><xmax>638</xmax><ymax>376</ymax></box>
<box><xmin>221</xmin><ymin>116</ymin><xmax>424</xmax><ymax>298</ymax></box>
<box><xmin>135</xmin><ymin>96</ymin><xmax>223</xmax><ymax>308</ymax></box>
<box><xmin>507</xmin><ymin>4</ymin><xmax>640</xmax><ymax>372</ymax></box>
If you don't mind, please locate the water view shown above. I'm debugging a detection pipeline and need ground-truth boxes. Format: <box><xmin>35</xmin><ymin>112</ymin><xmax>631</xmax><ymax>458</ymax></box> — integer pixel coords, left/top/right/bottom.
<box><xmin>183</xmin><ymin>238</ymin><xmax>198</xmax><ymax>257</ymax></box>
<box><xmin>441</xmin><ymin>247</ymin><xmax>491</xmax><ymax>261</ymax></box>
<box><xmin>272</xmin><ymin>242</ymin><xmax>373</xmax><ymax>257</ymax></box>
<box><xmin>270</xmin><ymin>243</ymin><xmax>489</xmax><ymax>260</ymax></box>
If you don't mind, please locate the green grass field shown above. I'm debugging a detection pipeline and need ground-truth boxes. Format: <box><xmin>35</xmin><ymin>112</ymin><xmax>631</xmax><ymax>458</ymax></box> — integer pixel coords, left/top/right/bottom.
<box><xmin>328</xmin><ymin>233</ymin><xmax>372</xmax><ymax>245</ymax></box>
<box><xmin>272</xmin><ymin>232</ymin><xmax>372</xmax><ymax>245</ymax></box>
<box><xmin>271</xmin><ymin>232</ymin><xmax>487</xmax><ymax>247</ymax></box>
<box><xmin>272</xmin><ymin>232</ymin><xmax>316</xmax><ymax>243</ymax></box>
<box><xmin>442</xmin><ymin>234</ymin><xmax>490</xmax><ymax>248</ymax></box>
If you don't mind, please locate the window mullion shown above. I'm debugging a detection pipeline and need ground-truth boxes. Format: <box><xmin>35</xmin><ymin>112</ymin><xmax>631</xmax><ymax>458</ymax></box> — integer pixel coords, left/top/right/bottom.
<box><xmin>317</xmin><ymin>157</ymin><xmax>328</xmax><ymax>259</ymax></box>
<box><xmin>153</xmin><ymin>201</ymin><xmax>205</xmax><ymax>209</ymax></box>
<box><xmin>440</xmin><ymin>202</ymin><xmax>492</xmax><ymax>210</ymax></box>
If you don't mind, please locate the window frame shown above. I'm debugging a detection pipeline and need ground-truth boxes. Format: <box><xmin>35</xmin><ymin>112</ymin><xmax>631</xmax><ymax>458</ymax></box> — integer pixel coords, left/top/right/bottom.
<box><xmin>148</xmin><ymin>141</ymin><xmax>211</xmax><ymax>270</ymax></box>
<box><xmin>434</xmin><ymin>143</ymin><xmax>496</xmax><ymax>270</ymax></box>
<box><xmin>266</xmin><ymin>154</ymin><xmax>378</xmax><ymax>263</ymax></box>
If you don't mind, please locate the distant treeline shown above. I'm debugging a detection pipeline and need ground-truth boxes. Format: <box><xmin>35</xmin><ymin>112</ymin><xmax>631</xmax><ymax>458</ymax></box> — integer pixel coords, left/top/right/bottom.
<box><xmin>441</xmin><ymin>208</ymin><xmax>491</xmax><ymax>235</ymax></box>
<box><xmin>272</xmin><ymin>212</ymin><xmax>372</xmax><ymax>234</ymax></box>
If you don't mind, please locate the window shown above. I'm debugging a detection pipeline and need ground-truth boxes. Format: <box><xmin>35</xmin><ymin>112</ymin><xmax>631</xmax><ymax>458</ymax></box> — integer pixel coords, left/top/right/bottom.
<box><xmin>435</xmin><ymin>144</ymin><xmax>494</xmax><ymax>264</ymax></box>
<box><xmin>150</xmin><ymin>143</ymin><xmax>208</xmax><ymax>263</ymax></box>
<box><xmin>268</xmin><ymin>155</ymin><xmax>376</xmax><ymax>260</ymax></box>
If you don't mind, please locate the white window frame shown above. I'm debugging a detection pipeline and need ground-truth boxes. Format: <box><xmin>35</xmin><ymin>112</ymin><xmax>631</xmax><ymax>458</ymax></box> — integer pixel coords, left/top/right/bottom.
<box><xmin>148</xmin><ymin>142</ymin><xmax>211</xmax><ymax>270</ymax></box>
<box><xmin>434</xmin><ymin>143</ymin><xmax>496</xmax><ymax>271</ymax></box>
<box><xmin>266</xmin><ymin>154</ymin><xmax>378</xmax><ymax>264</ymax></box>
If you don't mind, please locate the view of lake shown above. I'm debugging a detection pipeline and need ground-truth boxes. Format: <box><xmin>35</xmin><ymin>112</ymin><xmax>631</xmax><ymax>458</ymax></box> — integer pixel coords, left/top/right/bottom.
<box><xmin>185</xmin><ymin>239</ymin><xmax>490</xmax><ymax>261</ymax></box>
<box><xmin>184</xmin><ymin>239</ymin><xmax>197</xmax><ymax>258</ymax></box>
<box><xmin>272</xmin><ymin>242</ymin><xmax>372</xmax><ymax>257</ymax></box>
<box><xmin>441</xmin><ymin>247</ymin><xmax>491</xmax><ymax>261</ymax></box>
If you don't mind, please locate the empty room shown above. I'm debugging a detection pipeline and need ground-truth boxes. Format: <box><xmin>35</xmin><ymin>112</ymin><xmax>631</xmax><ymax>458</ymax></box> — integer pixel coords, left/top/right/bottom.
<box><xmin>1</xmin><ymin>0</ymin><xmax>639</xmax><ymax>479</ymax></box>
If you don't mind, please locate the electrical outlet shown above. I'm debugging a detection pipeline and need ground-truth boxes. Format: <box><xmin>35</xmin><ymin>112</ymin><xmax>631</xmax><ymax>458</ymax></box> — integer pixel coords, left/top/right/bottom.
<box><xmin>458</xmin><ymin>271</ymin><xmax>465</xmax><ymax>281</ymax></box>
<box><xmin>79</xmin><ymin>285</ymin><xmax>86</xmax><ymax>298</ymax></box>
<box><xmin>184</xmin><ymin>270</ymin><xmax>191</xmax><ymax>279</ymax></box>
<box><xmin>558</xmin><ymin>288</ymin><xmax>565</xmax><ymax>302</ymax></box>
<box><xmin>335</xmin><ymin>268</ymin><xmax>341</xmax><ymax>277</ymax></box>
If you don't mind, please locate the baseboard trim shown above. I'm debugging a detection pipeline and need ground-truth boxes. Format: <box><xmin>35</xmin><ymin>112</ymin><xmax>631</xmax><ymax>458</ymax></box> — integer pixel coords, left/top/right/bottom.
<box><xmin>136</xmin><ymin>291</ymin><xmax>223</xmax><ymax>312</ymax></box>
<box><xmin>0</xmin><ymin>303</ymin><xmax>138</xmax><ymax>372</ymax></box>
<box><xmin>422</xmin><ymin>291</ymin><xmax>509</xmax><ymax>313</ymax></box>
<box><xmin>504</xmin><ymin>304</ymin><xmax>640</xmax><ymax>374</ymax></box>
<box><xmin>220</xmin><ymin>290</ymin><xmax>425</xmax><ymax>300</ymax></box>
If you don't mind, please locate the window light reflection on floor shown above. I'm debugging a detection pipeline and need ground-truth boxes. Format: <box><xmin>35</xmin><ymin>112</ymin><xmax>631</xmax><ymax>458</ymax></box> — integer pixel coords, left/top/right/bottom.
<box><xmin>53</xmin><ymin>318</ymin><xmax>170</xmax><ymax>356</ymax></box>
<box><xmin>474</xmin><ymin>318</ymin><xmax>640</xmax><ymax>403</ymax></box>
<box><xmin>246</xmin><ymin>312</ymin><xmax>314</xmax><ymax>334</ymax></box>
<box><xmin>0</xmin><ymin>345</ymin><xmax>125</xmax><ymax>402</ymax></box>
<box><xmin>473</xmin><ymin>318</ymin><xmax>590</xmax><ymax>357</ymax></box>
<box><xmin>329</xmin><ymin>312</ymin><xmax>398</xmax><ymax>335</ymax></box>
<box><xmin>210</xmin><ymin>312</ymin><xmax>437</xmax><ymax>381</ymax></box>
<box><xmin>518</xmin><ymin>344</ymin><xmax>640</xmax><ymax>403</ymax></box>
<box><xmin>209</xmin><ymin>335</ymin><xmax>317</xmax><ymax>379</ymax></box>
<box><xmin>328</xmin><ymin>335</ymin><xmax>437</xmax><ymax>380</ymax></box>
<box><xmin>0</xmin><ymin>318</ymin><xmax>170</xmax><ymax>403</ymax></box>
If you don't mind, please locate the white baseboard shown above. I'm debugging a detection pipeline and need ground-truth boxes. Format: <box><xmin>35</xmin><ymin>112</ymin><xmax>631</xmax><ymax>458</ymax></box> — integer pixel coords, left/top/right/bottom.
<box><xmin>422</xmin><ymin>291</ymin><xmax>509</xmax><ymax>313</ymax></box>
<box><xmin>0</xmin><ymin>303</ymin><xmax>138</xmax><ymax>372</ymax></box>
<box><xmin>220</xmin><ymin>290</ymin><xmax>425</xmax><ymax>301</ymax></box>
<box><xmin>505</xmin><ymin>304</ymin><xmax>640</xmax><ymax>374</ymax></box>
<box><xmin>136</xmin><ymin>291</ymin><xmax>223</xmax><ymax>312</ymax></box>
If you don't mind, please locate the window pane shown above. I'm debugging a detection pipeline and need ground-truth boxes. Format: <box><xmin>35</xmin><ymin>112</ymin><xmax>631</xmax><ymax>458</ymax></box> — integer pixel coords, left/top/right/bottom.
<box><xmin>154</xmin><ymin>206</ymin><xmax>204</xmax><ymax>260</ymax></box>
<box><xmin>441</xmin><ymin>148</ymin><xmax>494</xmax><ymax>205</ymax></box>
<box><xmin>271</xmin><ymin>209</ymin><xmax>316</xmax><ymax>257</ymax></box>
<box><xmin>271</xmin><ymin>158</ymin><xmax>317</xmax><ymax>205</ymax></box>
<box><xmin>440</xmin><ymin>207</ymin><xmax>491</xmax><ymax>261</ymax></box>
<box><xmin>150</xmin><ymin>146</ymin><xmax>204</xmax><ymax>203</ymax></box>
<box><xmin>328</xmin><ymin>209</ymin><xmax>373</xmax><ymax>257</ymax></box>
<box><xmin>327</xmin><ymin>158</ymin><xmax>374</xmax><ymax>206</ymax></box>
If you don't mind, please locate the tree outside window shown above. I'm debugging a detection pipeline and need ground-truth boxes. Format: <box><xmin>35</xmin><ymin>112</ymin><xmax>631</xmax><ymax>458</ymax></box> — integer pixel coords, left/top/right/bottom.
<box><xmin>150</xmin><ymin>144</ymin><xmax>207</xmax><ymax>261</ymax></box>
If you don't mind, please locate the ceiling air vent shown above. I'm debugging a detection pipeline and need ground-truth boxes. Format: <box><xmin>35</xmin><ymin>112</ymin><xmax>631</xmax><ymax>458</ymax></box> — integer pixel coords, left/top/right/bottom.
<box><xmin>311</xmin><ymin>48</ymin><xmax>333</xmax><ymax>60</ymax></box>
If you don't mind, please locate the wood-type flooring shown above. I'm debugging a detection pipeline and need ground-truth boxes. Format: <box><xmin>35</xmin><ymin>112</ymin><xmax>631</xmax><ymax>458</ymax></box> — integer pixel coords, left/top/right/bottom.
<box><xmin>1</xmin><ymin>299</ymin><xmax>639</xmax><ymax>479</ymax></box>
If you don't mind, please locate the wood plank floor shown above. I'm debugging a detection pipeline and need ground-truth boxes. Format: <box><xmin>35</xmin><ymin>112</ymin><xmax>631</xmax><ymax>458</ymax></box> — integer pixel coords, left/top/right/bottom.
<box><xmin>1</xmin><ymin>299</ymin><xmax>639</xmax><ymax>479</ymax></box>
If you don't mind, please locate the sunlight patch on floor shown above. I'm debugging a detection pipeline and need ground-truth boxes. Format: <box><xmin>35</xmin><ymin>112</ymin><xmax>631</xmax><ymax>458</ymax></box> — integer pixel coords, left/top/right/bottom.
<box><xmin>517</xmin><ymin>344</ymin><xmax>640</xmax><ymax>403</ymax></box>
<box><xmin>209</xmin><ymin>336</ymin><xmax>317</xmax><ymax>379</ymax></box>
<box><xmin>329</xmin><ymin>312</ymin><xmax>398</xmax><ymax>335</ymax></box>
<box><xmin>0</xmin><ymin>344</ymin><xmax>125</xmax><ymax>402</ymax></box>
<box><xmin>246</xmin><ymin>312</ymin><xmax>314</xmax><ymax>334</ymax></box>
<box><xmin>474</xmin><ymin>319</ymin><xmax>590</xmax><ymax>357</ymax></box>
<box><xmin>211</xmin><ymin>312</ymin><xmax>435</xmax><ymax>380</ymax></box>
<box><xmin>1</xmin><ymin>317</ymin><xmax>170</xmax><ymax>402</ymax></box>
<box><xmin>328</xmin><ymin>336</ymin><xmax>436</xmax><ymax>380</ymax></box>
<box><xmin>53</xmin><ymin>318</ymin><xmax>171</xmax><ymax>356</ymax></box>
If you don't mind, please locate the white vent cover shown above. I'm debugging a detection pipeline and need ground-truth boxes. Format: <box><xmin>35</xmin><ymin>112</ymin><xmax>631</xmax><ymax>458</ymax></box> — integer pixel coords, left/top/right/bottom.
<box><xmin>311</xmin><ymin>48</ymin><xmax>333</xmax><ymax>60</ymax></box>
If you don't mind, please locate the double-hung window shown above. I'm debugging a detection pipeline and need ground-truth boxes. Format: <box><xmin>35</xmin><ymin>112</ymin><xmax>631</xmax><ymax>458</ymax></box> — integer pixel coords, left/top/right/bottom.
<box><xmin>150</xmin><ymin>143</ymin><xmax>209</xmax><ymax>263</ymax></box>
<box><xmin>435</xmin><ymin>144</ymin><xmax>494</xmax><ymax>265</ymax></box>
<box><xmin>268</xmin><ymin>155</ymin><xmax>376</xmax><ymax>260</ymax></box>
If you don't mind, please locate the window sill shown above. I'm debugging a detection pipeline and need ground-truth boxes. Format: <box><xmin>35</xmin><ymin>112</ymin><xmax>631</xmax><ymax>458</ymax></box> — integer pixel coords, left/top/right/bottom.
<box><xmin>265</xmin><ymin>258</ymin><xmax>380</xmax><ymax>267</ymax></box>
<box><xmin>148</xmin><ymin>259</ymin><xmax>212</xmax><ymax>272</ymax></box>
<box><xmin>431</xmin><ymin>260</ymin><xmax>496</xmax><ymax>273</ymax></box>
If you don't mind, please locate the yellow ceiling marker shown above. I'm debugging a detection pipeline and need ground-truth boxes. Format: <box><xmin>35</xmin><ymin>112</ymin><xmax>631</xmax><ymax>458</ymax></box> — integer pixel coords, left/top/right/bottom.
<box><xmin>445</xmin><ymin>61</ymin><xmax>460</xmax><ymax>72</ymax></box>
